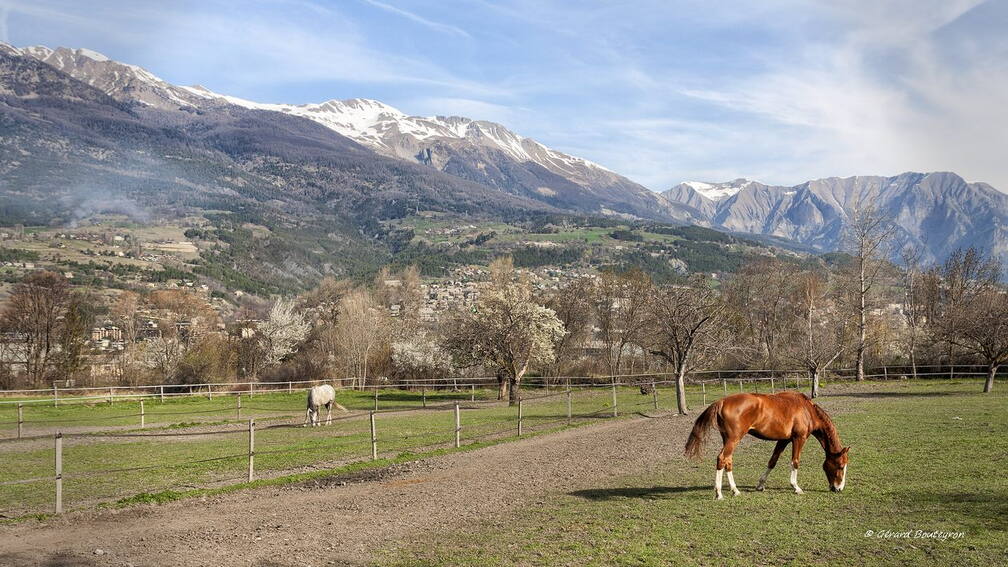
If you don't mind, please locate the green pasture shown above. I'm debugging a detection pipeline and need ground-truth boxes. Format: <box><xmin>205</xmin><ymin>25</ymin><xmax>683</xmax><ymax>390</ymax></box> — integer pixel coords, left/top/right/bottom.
<box><xmin>381</xmin><ymin>380</ymin><xmax>1008</xmax><ymax>566</ymax></box>
<box><xmin>0</xmin><ymin>383</ymin><xmax>699</xmax><ymax>517</ymax></box>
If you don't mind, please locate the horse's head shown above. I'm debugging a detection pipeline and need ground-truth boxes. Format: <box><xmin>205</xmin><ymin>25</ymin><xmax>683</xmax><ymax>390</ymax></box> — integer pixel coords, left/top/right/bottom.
<box><xmin>823</xmin><ymin>446</ymin><xmax>849</xmax><ymax>492</ymax></box>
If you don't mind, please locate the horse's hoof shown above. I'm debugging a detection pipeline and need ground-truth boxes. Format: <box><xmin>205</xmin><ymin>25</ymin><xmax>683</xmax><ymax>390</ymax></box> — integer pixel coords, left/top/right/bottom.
<box><xmin>755</xmin><ymin>484</ymin><xmax>765</xmax><ymax>492</ymax></box>
<box><xmin>715</xmin><ymin>494</ymin><xmax>724</xmax><ymax>501</ymax></box>
<box><xmin>732</xmin><ymin>490</ymin><xmax>741</xmax><ymax>496</ymax></box>
<box><xmin>794</xmin><ymin>488</ymin><xmax>804</xmax><ymax>494</ymax></box>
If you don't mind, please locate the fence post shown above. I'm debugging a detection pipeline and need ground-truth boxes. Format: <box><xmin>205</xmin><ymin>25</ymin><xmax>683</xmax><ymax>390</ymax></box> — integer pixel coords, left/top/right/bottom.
<box><xmin>739</xmin><ymin>380</ymin><xmax>743</xmax><ymax>393</ymax></box>
<box><xmin>160</xmin><ymin>385</ymin><xmax>165</xmax><ymax>403</ymax></box>
<box><xmin>207</xmin><ymin>385</ymin><xmax>212</xmax><ymax>401</ymax></box>
<box><xmin>517</xmin><ymin>399</ymin><xmax>524</xmax><ymax>437</ymax></box>
<box><xmin>471</xmin><ymin>383</ymin><xmax>475</xmax><ymax>402</ymax></box>
<box><xmin>236</xmin><ymin>394</ymin><xmax>241</xmax><ymax>419</ymax></box>
<box><xmin>374</xmin><ymin>388</ymin><xmax>379</xmax><ymax>411</ymax></box>
<box><xmin>723</xmin><ymin>379</ymin><xmax>727</xmax><ymax>395</ymax></box>
<box><xmin>652</xmin><ymin>382</ymin><xmax>659</xmax><ymax>411</ymax></box>
<box><xmin>247</xmin><ymin>418</ymin><xmax>255</xmax><ymax>482</ymax></box>
<box><xmin>454</xmin><ymin>403</ymin><xmax>461</xmax><ymax>448</ymax></box>
<box><xmin>883</xmin><ymin>366</ymin><xmax>888</xmax><ymax>380</ymax></box>
<box><xmin>422</xmin><ymin>386</ymin><xmax>426</xmax><ymax>408</ymax></box>
<box><xmin>53</xmin><ymin>384</ymin><xmax>58</xmax><ymax>407</ymax></box>
<box><xmin>567</xmin><ymin>389</ymin><xmax>573</xmax><ymax>425</ymax></box>
<box><xmin>702</xmin><ymin>382</ymin><xmax>706</xmax><ymax>406</ymax></box>
<box><xmin>754</xmin><ymin>379</ymin><xmax>759</xmax><ymax>393</ymax></box>
<box><xmin>288</xmin><ymin>381</ymin><xmax>292</xmax><ymax>393</ymax></box>
<box><xmin>250</xmin><ymin>382</ymin><xmax>255</xmax><ymax>397</ymax></box>
<box><xmin>771</xmin><ymin>377</ymin><xmax>775</xmax><ymax>393</ymax></box>
<box><xmin>370</xmin><ymin>411</ymin><xmax>377</xmax><ymax>460</ymax></box>
<box><xmin>54</xmin><ymin>432</ymin><xmax>63</xmax><ymax>514</ymax></box>
<box><xmin>140</xmin><ymin>399</ymin><xmax>145</xmax><ymax>428</ymax></box>
<box><xmin>17</xmin><ymin>403</ymin><xmax>24</xmax><ymax>439</ymax></box>
<box><xmin>611</xmin><ymin>379</ymin><xmax>618</xmax><ymax>418</ymax></box>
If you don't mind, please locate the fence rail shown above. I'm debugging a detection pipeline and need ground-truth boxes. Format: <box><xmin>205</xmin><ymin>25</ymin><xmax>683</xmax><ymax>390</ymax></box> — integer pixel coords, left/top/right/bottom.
<box><xmin>0</xmin><ymin>368</ymin><xmax>993</xmax><ymax>517</ymax></box>
<box><xmin>0</xmin><ymin>364</ymin><xmax>993</xmax><ymax>406</ymax></box>
<box><xmin>1</xmin><ymin>384</ymin><xmax>631</xmax><ymax>516</ymax></box>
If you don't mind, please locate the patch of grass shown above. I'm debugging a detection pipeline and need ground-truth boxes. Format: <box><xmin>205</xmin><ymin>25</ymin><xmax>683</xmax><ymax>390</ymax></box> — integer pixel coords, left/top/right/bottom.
<box><xmin>0</xmin><ymin>385</ymin><xmax>663</xmax><ymax>516</ymax></box>
<box><xmin>379</xmin><ymin>381</ymin><xmax>1008</xmax><ymax>566</ymax></box>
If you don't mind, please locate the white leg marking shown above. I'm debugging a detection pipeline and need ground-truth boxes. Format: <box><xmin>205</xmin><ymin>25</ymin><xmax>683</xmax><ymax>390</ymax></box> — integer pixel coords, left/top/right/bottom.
<box><xmin>756</xmin><ymin>468</ymin><xmax>771</xmax><ymax>491</ymax></box>
<box><xmin>727</xmin><ymin>471</ymin><xmax>741</xmax><ymax>496</ymax></box>
<box><xmin>715</xmin><ymin>468</ymin><xmax>724</xmax><ymax>500</ymax></box>
<box><xmin>790</xmin><ymin>464</ymin><xmax>803</xmax><ymax>494</ymax></box>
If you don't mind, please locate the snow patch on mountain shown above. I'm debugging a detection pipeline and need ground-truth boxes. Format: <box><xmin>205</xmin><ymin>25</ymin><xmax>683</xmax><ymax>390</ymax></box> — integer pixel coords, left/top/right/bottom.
<box><xmin>183</xmin><ymin>86</ymin><xmax>612</xmax><ymax>174</ymax></box>
<box><xmin>680</xmin><ymin>179</ymin><xmax>755</xmax><ymax>201</ymax></box>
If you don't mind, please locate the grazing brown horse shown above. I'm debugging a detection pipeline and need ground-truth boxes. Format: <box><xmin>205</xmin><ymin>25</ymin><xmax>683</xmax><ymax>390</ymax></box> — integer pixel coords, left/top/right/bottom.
<box><xmin>684</xmin><ymin>391</ymin><xmax>849</xmax><ymax>500</ymax></box>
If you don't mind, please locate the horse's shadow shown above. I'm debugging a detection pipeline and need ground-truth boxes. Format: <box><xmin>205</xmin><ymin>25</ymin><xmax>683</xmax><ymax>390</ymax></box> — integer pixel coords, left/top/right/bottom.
<box><xmin>570</xmin><ymin>486</ymin><xmax>707</xmax><ymax>500</ymax></box>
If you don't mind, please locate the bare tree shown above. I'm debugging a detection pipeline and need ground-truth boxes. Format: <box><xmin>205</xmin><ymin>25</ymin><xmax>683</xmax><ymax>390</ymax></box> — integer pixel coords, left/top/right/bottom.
<box><xmin>541</xmin><ymin>277</ymin><xmax>594</xmax><ymax>379</ymax></box>
<box><xmin>300</xmin><ymin>276</ymin><xmax>354</xmax><ymax>324</ymax></box>
<box><xmin>335</xmin><ymin>289</ymin><xmax>391</xmax><ymax>389</ymax></box>
<box><xmin>643</xmin><ymin>277</ymin><xmax>732</xmax><ymax>414</ymax></box>
<box><xmin>724</xmin><ymin>258</ymin><xmax>798</xmax><ymax>370</ymax></box>
<box><xmin>785</xmin><ymin>271</ymin><xmax>852</xmax><ymax>398</ymax></box>
<box><xmin>0</xmin><ymin>271</ymin><xmax>71</xmax><ymax>386</ymax></box>
<box><xmin>898</xmin><ymin>246</ymin><xmax>926</xmax><ymax>379</ymax></box>
<box><xmin>444</xmin><ymin>281</ymin><xmax>564</xmax><ymax>405</ymax></box>
<box><xmin>925</xmin><ymin>248</ymin><xmax>1006</xmax><ymax>392</ymax></box>
<box><xmin>110</xmin><ymin>291</ymin><xmax>142</xmax><ymax>382</ymax></box>
<box><xmin>843</xmin><ymin>205</ymin><xmax>897</xmax><ymax>380</ymax></box>
<box><xmin>594</xmin><ymin>270</ymin><xmax>651</xmax><ymax>377</ymax></box>
<box><xmin>52</xmin><ymin>290</ymin><xmax>98</xmax><ymax>381</ymax></box>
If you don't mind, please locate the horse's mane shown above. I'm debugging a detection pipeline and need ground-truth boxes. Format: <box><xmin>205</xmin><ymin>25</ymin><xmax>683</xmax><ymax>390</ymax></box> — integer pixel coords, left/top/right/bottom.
<box><xmin>810</xmin><ymin>402</ymin><xmax>843</xmax><ymax>454</ymax></box>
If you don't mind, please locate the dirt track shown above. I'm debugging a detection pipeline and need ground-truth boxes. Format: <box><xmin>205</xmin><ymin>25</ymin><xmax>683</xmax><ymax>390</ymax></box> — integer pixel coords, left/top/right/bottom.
<box><xmin>0</xmin><ymin>408</ymin><xmax>697</xmax><ymax>567</ymax></box>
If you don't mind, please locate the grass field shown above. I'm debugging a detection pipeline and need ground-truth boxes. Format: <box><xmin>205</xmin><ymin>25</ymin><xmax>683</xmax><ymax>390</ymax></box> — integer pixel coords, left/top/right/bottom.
<box><xmin>0</xmin><ymin>384</ymin><xmax>687</xmax><ymax>517</ymax></box>
<box><xmin>378</xmin><ymin>381</ymin><xmax>1008</xmax><ymax>566</ymax></box>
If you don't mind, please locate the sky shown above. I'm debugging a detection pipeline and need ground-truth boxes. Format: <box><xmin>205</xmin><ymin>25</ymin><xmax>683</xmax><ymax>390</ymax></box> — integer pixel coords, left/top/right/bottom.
<box><xmin>2</xmin><ymin>0</ymin><xmax>1007</xmax><ymax>191</ymax></box>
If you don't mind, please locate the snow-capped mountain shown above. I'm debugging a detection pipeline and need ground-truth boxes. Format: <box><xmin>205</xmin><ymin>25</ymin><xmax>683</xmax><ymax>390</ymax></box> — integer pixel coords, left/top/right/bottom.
<box><xmin>662</xmin><ymin>172</ymin><xmax>1008</xmax><ymax>264</ymax></box>
<box><xmin>1</xmin><ymin>41</ymin><xmax>689</xmax><ymax>221</ymax></box>
<box><xmin>1</xmin><ymin>43</ymin><xmax>207</xmax><ymax>110</ymax></box>
<box><xmin>182</xmin><ymin>86</ymin><xmax>687</xmax><ymax>221</ymax></box>
<box><xmin>679</xmin><ymin>179</ymin><xmax>756</xmax><ymax>202</ymax></box>
<box><xmin>662</xmin><ymin>179</ymin><xmax>763</xmax><ymax>218</ymax></box>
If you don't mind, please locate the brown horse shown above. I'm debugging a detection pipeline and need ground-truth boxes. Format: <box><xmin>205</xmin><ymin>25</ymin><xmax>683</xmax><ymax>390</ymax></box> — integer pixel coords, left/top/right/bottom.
<box><xmin>684</xmin><ymin>391</ymin><xmax>849</xmax><ymax>500</ymax></box>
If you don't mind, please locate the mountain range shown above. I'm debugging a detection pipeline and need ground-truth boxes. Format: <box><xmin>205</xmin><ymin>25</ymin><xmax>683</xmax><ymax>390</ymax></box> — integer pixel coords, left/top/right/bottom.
<box><xmin>1</xmin><ymin>42</ymin><xmax>1006</xmax><ymax>268</ymax></box>
<box><xmin>663</xmin><ymin>173</ymin><xmax>1008</xmax><ymax>264</ymax></box>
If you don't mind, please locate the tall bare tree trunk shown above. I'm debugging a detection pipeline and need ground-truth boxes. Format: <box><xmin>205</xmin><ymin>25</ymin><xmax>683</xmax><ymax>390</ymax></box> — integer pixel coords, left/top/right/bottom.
<box><xmin>857</xmin><ymin>257</ymin><xmax>867</xmax><ymax>381</ymax></box>
<box><xmin>675</xmin><ymin>364</ymin><xmax>689</xmax><ymax>415</ymax></box>
<box><xmin>985</xmin><ymin>364</ymin><xmax>997</xmax><ymax>393</ymax></box>
<box><xmin>810</xmin><ymin>368</ymin><xmax>821</xmax><ymax>398</ymax></box>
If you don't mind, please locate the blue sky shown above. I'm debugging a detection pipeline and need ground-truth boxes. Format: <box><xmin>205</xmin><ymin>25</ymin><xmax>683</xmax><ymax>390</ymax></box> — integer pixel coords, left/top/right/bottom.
<box><xmin>3</xmin><ymin>0</ymin><xmax>1007</xmax><ymax>190</ymax></box>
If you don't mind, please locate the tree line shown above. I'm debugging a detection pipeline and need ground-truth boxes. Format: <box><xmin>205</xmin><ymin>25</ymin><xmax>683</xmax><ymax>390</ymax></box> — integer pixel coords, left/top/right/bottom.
<box><xmin>2</xmin><ymin>208</ymin><xmax>1005</xmax><ymax>412</ymax></box>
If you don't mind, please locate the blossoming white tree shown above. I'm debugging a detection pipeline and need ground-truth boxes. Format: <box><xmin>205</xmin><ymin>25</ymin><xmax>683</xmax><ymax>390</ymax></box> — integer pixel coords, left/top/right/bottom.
<box><xmin>392</xmin><ymin>332</ymin><xmax>453</xmax><ymax>384</ymax></box>
<box><xmin>257</xmin><ymin>298</ymin><xmax>310</xmax><ymax>370</ymax></box>
<box><xmin>446</xmin><ymin>282</ymin><xmax>564</xmax><ymax>405</ymax></box>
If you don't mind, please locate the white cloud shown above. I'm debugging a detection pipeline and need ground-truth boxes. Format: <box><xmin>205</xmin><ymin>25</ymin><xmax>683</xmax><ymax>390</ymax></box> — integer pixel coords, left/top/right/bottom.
<box><xmin>359</xmin><ymin>0</ymin><xmax>471</xmax><ymax>38</ymax></box>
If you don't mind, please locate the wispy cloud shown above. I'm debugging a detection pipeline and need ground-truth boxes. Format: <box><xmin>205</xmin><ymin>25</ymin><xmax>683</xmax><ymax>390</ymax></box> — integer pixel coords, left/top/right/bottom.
<box><xmin>359</xmin><ymin>0</ymin><xmax>471</xmax><ymax>38</ymax></box>
<box><xmin>3</xmin><ymin>0</ymin><xmax>1005</xmax><ymax>190</ymax></box>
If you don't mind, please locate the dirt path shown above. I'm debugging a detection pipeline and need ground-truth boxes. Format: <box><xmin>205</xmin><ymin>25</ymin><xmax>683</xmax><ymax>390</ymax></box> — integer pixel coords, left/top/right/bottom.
<box><xmin>0</xmin><ymin>409</ymin><xmax>693</xmax><ymax>567</ymax></box>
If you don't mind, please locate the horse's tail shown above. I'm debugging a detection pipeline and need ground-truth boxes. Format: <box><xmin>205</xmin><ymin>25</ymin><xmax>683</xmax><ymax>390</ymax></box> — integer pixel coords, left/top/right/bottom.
<box><xmin>684</xmin><ymin>400</ymin><xmax>722</xmax><ymax>460</ymax></box>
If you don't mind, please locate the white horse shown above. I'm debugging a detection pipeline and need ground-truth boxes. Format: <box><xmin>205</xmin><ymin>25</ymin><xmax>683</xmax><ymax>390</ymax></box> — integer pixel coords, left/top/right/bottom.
<box><xmin>304</xmin><ymin>384</ymin><xmax>345</xmax><ymax>426</ymax></box>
